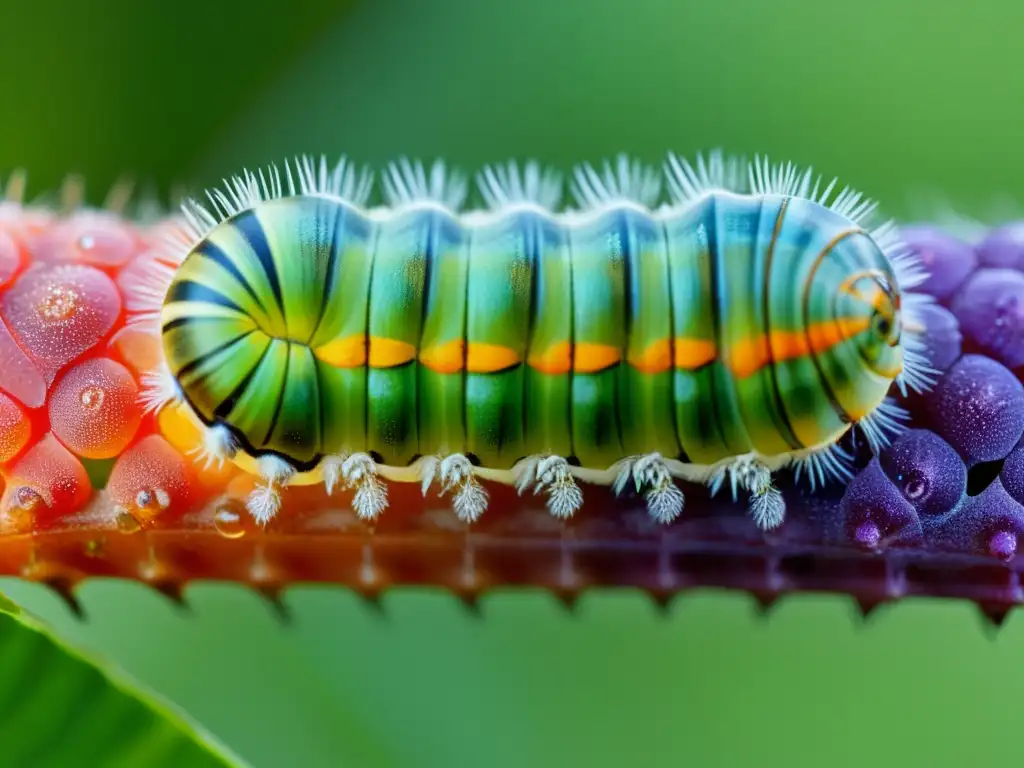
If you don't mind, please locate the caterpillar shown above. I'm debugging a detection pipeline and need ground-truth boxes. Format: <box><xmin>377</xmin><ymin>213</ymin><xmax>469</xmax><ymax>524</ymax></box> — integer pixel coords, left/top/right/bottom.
<box><xmin>2</xmin><ymin>158</ymin><xmax>1023</xmax><ymax>623</ymax></box>
<box><xmin>133</xmin><ymin>151</ymin><xmax>936</xmax><ymax>531</ymax></box>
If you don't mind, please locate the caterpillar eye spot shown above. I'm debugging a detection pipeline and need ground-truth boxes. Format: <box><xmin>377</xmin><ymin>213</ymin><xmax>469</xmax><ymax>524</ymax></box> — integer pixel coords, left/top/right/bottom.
<box><xmin>873</xmin><ymin>311</ymin><xmax>893</xmax><ymax>339</ymax></box>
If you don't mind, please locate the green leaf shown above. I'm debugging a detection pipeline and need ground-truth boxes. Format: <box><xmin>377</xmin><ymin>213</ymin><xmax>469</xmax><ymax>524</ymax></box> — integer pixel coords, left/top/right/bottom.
<box><xmin>0</xmin><ymin>596</ymin><xmax>247</xmax><ymax>768</ymax></box>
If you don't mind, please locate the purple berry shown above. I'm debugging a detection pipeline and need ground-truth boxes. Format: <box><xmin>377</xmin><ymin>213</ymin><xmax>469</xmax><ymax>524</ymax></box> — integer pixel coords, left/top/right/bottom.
<box><xmin>838</xmin><ymin>459</ymin><xmax>923</xmax><ymax>550</ymax></box>
<box><xmin>879</xmin><ymin>429</ymin><xmax>966</xmax><ymax>516</ymax></box>
<box><xmin>924</xmin><ymin>354</ymin><xmax>1024</xmax><ymax>466</ymax></box>
<box><xmin>900</xmin><ymin>225</ymin><xmax>977</xmax><ymax>302</ymax></box>
<box><xmin>977</xmin><ymin>222</ymin><xmax>1024</xmax><ymax>271</ymax></box>
<box><xmin>950</xmin><ymin>268</ymin><xmax>1024</xmax><ymax>369</ymax></box>
<box><xmin>927</xmin><ymin>479</ymin><xmax>1024</xmax><ymax>561</ymax></box>
<box><xmin>1003</xmin><ymin>442</ymin><xmax>1024</xmax><ymax>507</ymax></box>
<box><xmin>915</xmin><ymin>303</ymin><xmax>962</xmax><ymax>373</ymax></box>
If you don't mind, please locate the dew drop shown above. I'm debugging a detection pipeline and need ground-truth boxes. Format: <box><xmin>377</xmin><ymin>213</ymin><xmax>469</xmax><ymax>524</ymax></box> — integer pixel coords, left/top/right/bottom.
<box><xmin>2</xmin><ymin>497</ymin><xmax>34</xmax><ymax>533</ymax></box>
<box><xmin>35</xmin><ymin>212</ymin><xmax>139</xmax><ymax>268</ymax></box>
<box><xmin>115</xmin><ymin>509</ymin><xmax>142</xmax><ymax>534</ymax></box>
<box><xmin>15</xmin><ymin>486</ymin><xmax>42</xmax><ymax>512</ymax></box>
<box><xmin>213</xmin><ymin>505</ymin><xmax>246</xmax><ymax>539</ymax></box>
<box><xmin>3</xmin><ymin>434</ymin><xmax>91</xmax><ymax>520</ymax></box>
<box><xmin>106</xmin><ymin>435</ymin><xmax>196</xmax><ymax>522</ymax></box>
<box><xmin>79</xmin><ymin>385</ymin><xmax>104</xmax><ymax>411</ymax></box>
<box><xmin>902</xmin><ymin>475</ymin><xmax>928</xmax><ymax>501</ymax></box>
<box><xmin>360</xmin><ymin>541</ymin><xmax>378</xmax><ymax>586</ymax></box>
<box><xmin>36</xmin><ymin>284</ymin><xmax>80</xmax><ymax>323</ymax></box>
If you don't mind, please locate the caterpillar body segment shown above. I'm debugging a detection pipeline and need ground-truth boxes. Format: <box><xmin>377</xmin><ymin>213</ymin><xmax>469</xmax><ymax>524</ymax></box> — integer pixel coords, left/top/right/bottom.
<box><xmin>137</xmin><ymin>152</ymin><xmax>936</xmax><ymax>531</ymax></box>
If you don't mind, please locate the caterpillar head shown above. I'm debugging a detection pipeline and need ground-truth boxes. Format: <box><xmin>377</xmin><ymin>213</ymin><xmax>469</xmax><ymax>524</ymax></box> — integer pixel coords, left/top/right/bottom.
<box><xmin>808</xmin><ymin>230</ymin><xmax>927</xmax><ymax>435</ymax></box>
<box><xmin>837</xmin><ymin>267</ymin><xmax>904</xmax><ymax>387</ymax></box>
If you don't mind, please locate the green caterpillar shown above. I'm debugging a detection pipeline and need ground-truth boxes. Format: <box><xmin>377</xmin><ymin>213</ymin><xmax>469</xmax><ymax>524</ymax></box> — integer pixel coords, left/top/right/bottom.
<box><xmin>134</xmin><ymin>153</ymin><xmax>935</xmax><ymax>529</ymax></box>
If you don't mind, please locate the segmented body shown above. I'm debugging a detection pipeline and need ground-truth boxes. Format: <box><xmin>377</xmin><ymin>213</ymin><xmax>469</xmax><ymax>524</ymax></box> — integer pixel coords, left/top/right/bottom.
<box><xmin>139</xmin><ymin>153</ymin><xmax>935</xmax><ymax>529</ymax></box>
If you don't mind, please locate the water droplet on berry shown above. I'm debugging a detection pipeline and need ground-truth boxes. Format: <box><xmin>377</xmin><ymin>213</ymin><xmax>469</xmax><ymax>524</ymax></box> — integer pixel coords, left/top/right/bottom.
<box><xmin>106</xmin><ymin>436</ymin><xmax>196</xmax><ymax>523</ymax></box>
<box><xmin>79</xmin><ymin>385</ymin><xmax>104</xmax><ymax>411</ymax></box>
<box><xmin>37</xmin><ymin>284</ymin><xmax>79</xmax><ymax>322</ymax></box>
<box><xmin>15</xmin><ymin>486</ymin><xmax>42</xmax><ymax>511</ymax></box>
<box><xmin>115</xmin><ymin>509</ymin><xmax>142</xmax><ymax>533</ymax></box>
<box><xmin>903</xmin><ymin>475</ymin><xmax>927</xmax><ymax>501</ymax></box>
<box><xmin>213</xmin><ymin>505</ymin><xmax>246</xmax><ymax>539</ymax></box>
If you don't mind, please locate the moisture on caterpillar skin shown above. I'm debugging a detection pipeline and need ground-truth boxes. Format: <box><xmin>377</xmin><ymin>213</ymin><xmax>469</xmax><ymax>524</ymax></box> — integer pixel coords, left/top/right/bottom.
<box><xmin>131</xmin><ymin>151</ymin><xmax>938</xmax><ymax>530</ymax></box>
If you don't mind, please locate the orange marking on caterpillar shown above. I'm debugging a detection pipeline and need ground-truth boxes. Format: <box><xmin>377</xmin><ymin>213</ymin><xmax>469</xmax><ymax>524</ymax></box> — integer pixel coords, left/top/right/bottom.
<box><xmin>528</xmin><ymin>342</ymin><xmax>572</xmax><ymax>374</ymax></box>
<box><xmin>419</xmin><ymin>339</ymin><xmax>464</xmax><ymax>373</ymax></box>
<box><xmin>573</xmin><ymin>343</ymin><xmax>620</xmax><ymax>373</ymax></box>
<box><xmin>628</xmin><ymin>339</ymin><xmax>673</xmax><ymax>374</ymax></box>
<box><xmin>728</xmin><ymin>318</ymin><xmax>873</xmax><ymax>378</ymax></box>
<box><xmin>468</xmin><ymin>342</ymin><xmax>521</xmax><ymax>373</ymax></box>
<box><xmin>673</xmin><ymin>338</ymin><xmax>717</xmax><ymax>370</ymax></box>
<box><xmin>314</xmin><ymin>334</ymin><xmax>366</xmax><ymax>367</ymax></box>
<box><xmin>527</xmin><ymin>342</ymin><xmax>621</xmax><ymax>374</ymax></box>
<box><xmin>806</xmin><ymin>317</ymin><xmax>871</xmax><ymax>354</ymax></box>
<box><xmin>419</xmin><ymin>340</ymin><xmax>522</xmax><ymax>374</ymax></box>
<box><xmin>368</xmin><ymin>337</ymin><xmax>417</xmax><ymax>368</ymax></box>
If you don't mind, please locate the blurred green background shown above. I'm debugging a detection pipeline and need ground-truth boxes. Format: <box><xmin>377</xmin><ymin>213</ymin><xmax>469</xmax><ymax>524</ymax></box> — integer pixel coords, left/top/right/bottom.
<box><xmin>2</xmin><ymin>0</ymin><xmax>1024</xmax><ymax>765</ymax></box>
